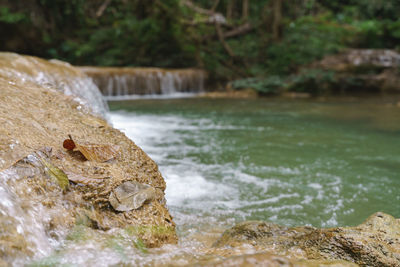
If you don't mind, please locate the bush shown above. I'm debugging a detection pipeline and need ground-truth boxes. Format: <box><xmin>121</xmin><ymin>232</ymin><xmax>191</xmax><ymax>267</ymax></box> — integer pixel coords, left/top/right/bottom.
<box><xmin>231</xmin><ymin>76</ymin><xmax>286</xmax><ymax>94</ymax></box>
<box><xmin>288</xmin><ymin>69</ymin><xmax>336</xmax><ymax>93</ymax></box>
<box><xmin>231</xmin><ymin>69</ymin><xmax>337</xmax><ymax>95</ymax></box>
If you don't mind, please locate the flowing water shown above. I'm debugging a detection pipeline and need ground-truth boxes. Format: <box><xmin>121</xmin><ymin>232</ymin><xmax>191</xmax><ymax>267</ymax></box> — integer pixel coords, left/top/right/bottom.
<box><xmin>109</xmin><ymin>97</ymin><xmax>400</xmax><ymax>242</ymax></box>
<box><xmin>80</xmin><ymin>67</ymin><xmax>206</xmax><ymax>99</ymax></box>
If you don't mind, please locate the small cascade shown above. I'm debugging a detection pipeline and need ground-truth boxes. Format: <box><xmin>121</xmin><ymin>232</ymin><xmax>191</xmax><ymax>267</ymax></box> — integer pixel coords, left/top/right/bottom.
<box><xmin>80</xmin><ymin>67</ymin><xmax>206</xmax><ymax>98</ymax></box>
<box><xmin>0</xmin><ymin>53</ymin><xmax>108</xmax><ymax>119</ymax></box>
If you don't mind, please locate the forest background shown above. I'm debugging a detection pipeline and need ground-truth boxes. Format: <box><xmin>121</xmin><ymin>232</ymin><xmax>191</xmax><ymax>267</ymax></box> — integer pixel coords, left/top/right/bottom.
<box><xmin>0</xmin><ymin>0</ymin><xmax>399</xmax><ymax>93</ymax></box>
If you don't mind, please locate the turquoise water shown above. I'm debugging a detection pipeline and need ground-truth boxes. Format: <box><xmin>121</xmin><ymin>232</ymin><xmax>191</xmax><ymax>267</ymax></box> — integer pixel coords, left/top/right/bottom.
<box><xmin>109</xmin><ymin>97</ymin><xmax>400</xmax><ymax>232</ymax></box>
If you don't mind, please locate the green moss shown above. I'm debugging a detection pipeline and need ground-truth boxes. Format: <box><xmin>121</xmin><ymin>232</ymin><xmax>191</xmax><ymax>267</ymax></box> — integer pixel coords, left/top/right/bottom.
<box><xmin>124</xmin><ymin>225</ymin><xmax>175</xmax><ymax>237</ymax></box>
<box><xmin>65</xmin><ymin>225</ymin><xmax>91</xmax><ymax>242</ymax></box>
<box><xmin>133</xmin><ymin>239</ymin><xmax>148</xmax><ymax>254</ymax></box>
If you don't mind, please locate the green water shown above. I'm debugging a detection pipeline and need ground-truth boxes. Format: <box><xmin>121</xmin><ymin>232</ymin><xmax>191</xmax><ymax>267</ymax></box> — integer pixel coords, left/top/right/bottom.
<box><xmin>109</xmin><ymin>97</ymin><xmax>400</xmax><ymax>229</ymax></box>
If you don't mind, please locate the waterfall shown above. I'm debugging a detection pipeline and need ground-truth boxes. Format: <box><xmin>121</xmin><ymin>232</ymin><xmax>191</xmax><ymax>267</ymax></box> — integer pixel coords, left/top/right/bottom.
<box><xmin>79</xmin><ymin>67</ymin><xmax>206</xmax><ymax>99</ymax></box>
<box><xmin>0</xmin><ymin>53</ymin><xmax>109</xmax><ymax>119</ymax></box>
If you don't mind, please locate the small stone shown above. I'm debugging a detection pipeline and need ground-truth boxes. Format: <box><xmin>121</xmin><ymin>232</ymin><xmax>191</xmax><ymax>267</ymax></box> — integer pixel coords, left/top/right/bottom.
<box><xmin>109</xmin><ymin>181</ymin><xmax>156</xmax><ymax>211</ymax></box>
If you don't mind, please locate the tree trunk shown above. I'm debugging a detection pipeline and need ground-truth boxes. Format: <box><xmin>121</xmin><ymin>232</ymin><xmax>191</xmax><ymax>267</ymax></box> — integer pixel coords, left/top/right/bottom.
<box><xmin>215</xmin><ymin>22</ymin><xmax>235</xmax><ymax>58</ymax></box>
<box><xmin>211</xmin><ymin>0</ymin><xmax>220</xmax><ymax>12</ymax></box>
<box><xmin>272</xmin><ymin>0</ymin><xmax>282</xmax><ymax>41</ymax></box>
<box><xmin>242</xmin><ymin>0</ymin><xmax>249</xmax><ymax>21</ymax></box>
<box><xmin>227</xmin><ymin>0</ymin><xmax>234</xmax><ymax>20</ymax></box>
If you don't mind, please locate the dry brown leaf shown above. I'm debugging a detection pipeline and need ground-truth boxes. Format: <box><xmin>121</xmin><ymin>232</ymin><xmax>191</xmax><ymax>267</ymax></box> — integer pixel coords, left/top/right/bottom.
<box><xmin>62</xmin><ymin>136</ymin><xmax>120</xmax><ymax>162</ymax></box>
<box><xmin>75</xmin><ymin>143</ymin><xmax>120</xmax><ymax>162</ymax></box>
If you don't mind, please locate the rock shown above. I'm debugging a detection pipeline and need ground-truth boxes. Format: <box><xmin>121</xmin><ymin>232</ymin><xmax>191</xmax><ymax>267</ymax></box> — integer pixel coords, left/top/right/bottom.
<box><xmin>198</xmin><ymin>253</ymin><xmax>358</xmax><ymax>267</ymax></box>
<box><xmin>213</xmin><ymin>212</ymin><xmax>400</xmax><ymax>266</ymax></box>
<box><xmin>314</xmin><ymin>49</ymin><xmax>400</xmax><ymax>71</ymax></box>
<box><xmin>375</xmin><ymin>69</ymin><xmax>400</xmax><ymax>91</ymax></box>
<box><xmin>0</xmin><ymin>53</ymin><xmax>177</xmax><ymax>265</ymax></box>
<box><xmin>0</xmin><ymin>52</ymin><xmax>108</xmax><ymax>119</ymax></box>
<box><xmin>109</xmin><ymin>181</ymin><xmax>157</xmax><ymax>211</ymax></box>
<box><xmin>308</xmin><ymin>49</ymin><xmax>400</xmax><ymax>93</ymax></box>
<box><xmin>199</xmin><ymin>88</ymin><xmax>258</xmax><ymax>99</ymax></box>
<box><xmin>282</xmin><ymin>92</ymin><xmax>311</xmax><ymax>99</ymax></box>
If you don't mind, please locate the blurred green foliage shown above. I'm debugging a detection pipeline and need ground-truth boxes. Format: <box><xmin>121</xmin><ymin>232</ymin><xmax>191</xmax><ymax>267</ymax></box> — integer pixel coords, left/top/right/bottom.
<box><xmin>265</xmin><ymin>14</ymin><xmax>350</xmax><ymax>75</ymax></box>
<box><xmin>0</xmin><ymin>0</ymin><xmax>399</xmax><ymax>92</ymax></box>
<box><xmin>0</xmin><ymin>6</ymin><xmax>27</xmax><ymax>23</ymax></box>
<box><xmin>232</xmin><ymin>69</ymin><xmax>336</xmax><ymax>95</ymax></box>
<box><xmin>231</xmin><ymin>76</ymin><xmax>285</xmax><ymax>94</ymax></box>
<box><xmin>288</xmin><ymin>69</ymin><xmax>336</xmax><ymax>94</ymax></box>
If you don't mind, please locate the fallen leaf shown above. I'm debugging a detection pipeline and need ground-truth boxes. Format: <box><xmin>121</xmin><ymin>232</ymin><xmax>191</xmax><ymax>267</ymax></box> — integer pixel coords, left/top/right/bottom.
<box><xmin>109</xmin><ymin>181</ymin><xmax>156</xmax><ymax>211</ymax></box>
<box><xmin>39</xmin><ymin>158</ymin><xmax>69</xmax><ymax>191</ymax></box>
<box><xmin>62</xmin><ymin>136</ymin><xmax>119</xmax><ymax>162</ymax></box>
<box><xmin>76</xmin><ymin>143</ymin><xmax>120</xmax><ymax>163</ymax></box>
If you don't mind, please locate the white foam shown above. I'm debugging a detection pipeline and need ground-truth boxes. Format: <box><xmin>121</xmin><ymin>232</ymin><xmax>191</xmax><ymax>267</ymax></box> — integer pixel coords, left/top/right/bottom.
<box><xmin>109</xmin><ymin>110</ymin><xmax>353</xmax><ymax>230</ymax></box>
<box><xmin>165</xmin><ymin>173</ymin><xmax>231</xmax><ymax>205</ymax></box>
<box><xmin>110</xmin><ymin>112</ymin><xmax>248</xmax><ymax>218</ymax></box>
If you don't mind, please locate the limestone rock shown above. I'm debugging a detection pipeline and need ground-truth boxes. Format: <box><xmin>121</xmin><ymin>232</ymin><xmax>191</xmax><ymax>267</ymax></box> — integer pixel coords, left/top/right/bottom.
<box><xmin>199</xmin><ymin>253</ymin><xmax>358</xmax><ymax>267</ymax></box>
<box><xmin>213</xmin><ymin>212</ymin><xmax>400</xmax><ymax>266</ymax></box>
<box><xmin>309</xmin><ymin>49</ymin><xmax>400</xmax><ymax>92</ymax></box>
<box><xmin>0</xmin><ymin>53</ymin><xmax>176</xmax><ymax>265</ymax></box>
<box><xmin>314</xmin><ymin>49</ymin><xmax>400</xmax><ymax>71</ymax></box>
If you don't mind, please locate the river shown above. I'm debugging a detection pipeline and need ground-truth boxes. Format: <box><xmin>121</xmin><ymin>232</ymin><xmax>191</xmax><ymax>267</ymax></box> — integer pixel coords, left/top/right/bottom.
<box><xmin>109</xmin><ymin>97</ymin><xmax>400</xmax><ymax>237</ymax></box>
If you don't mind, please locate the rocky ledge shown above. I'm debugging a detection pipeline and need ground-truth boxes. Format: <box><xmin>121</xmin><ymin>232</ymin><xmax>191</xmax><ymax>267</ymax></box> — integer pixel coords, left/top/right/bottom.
<box><xmin>210</xmin><ymin>212</ymin><xmax>400</xmax><ymax>266</ymax></box>
<box><xmin>310</xmin><ymin>49</ymin><xmax>400</xmax><ymax>93</ymax></box>
<box><xmin>0</xmin><ymin>53</ymin><xmax>176</xmax><ymax>264</ymax></box>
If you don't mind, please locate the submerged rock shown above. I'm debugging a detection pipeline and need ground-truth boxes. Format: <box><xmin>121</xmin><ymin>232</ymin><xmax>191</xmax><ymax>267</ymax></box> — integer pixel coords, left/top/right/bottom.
<box><xmin>213</xmin><ymin>212</ymin><xmax>400</xmax><ymax>266</ymax></box>
<box><xmin>0</xmin><ymin>53</ymin><xmax>176</xmax><ymax>265</ymax></box>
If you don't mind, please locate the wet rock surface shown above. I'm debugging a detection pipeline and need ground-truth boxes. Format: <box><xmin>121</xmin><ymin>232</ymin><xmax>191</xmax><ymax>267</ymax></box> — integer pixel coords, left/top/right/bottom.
<box><xmin>0</xmin><ymin>53</ymin><xmax>176</xmax><ymax>265</ymax></box>
<box><xmin>0</xmin><ymin>52</ymin><xmax>108</xmax><ymax>118</ymax></box>
<box><xmin>213</xmin><ymin>212</ymin><xmax>400</xmax><ymax>266</ymax></box>
<box><xmin>198</xmin><ymin>253</ymin><xmax>358</xmax><ymax>267</ymax></box>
